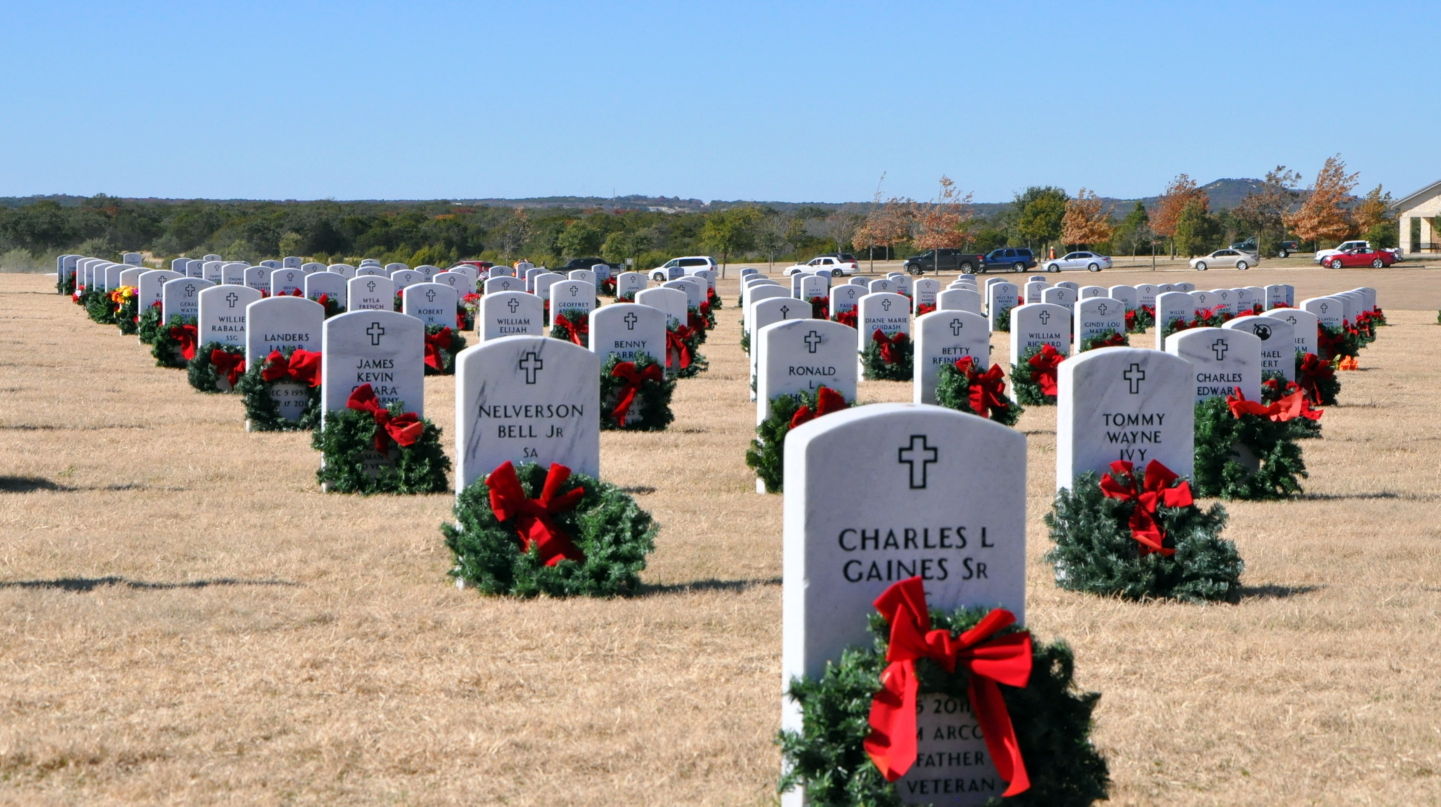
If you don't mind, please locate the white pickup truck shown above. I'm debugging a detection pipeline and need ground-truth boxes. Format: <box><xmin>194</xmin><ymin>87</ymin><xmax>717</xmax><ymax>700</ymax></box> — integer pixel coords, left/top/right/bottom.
<box><xmin>1314</xmin><ymin>240</ymin><xmax>1403</xmax><ymax>265</ymax></box>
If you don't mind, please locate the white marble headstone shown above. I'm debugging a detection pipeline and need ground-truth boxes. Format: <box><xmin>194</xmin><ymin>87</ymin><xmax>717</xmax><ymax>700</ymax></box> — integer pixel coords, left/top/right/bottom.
<box><xmin>403</xmin><ymin>282</ymin><xmax>459</xmax><ymax>329</ymax></box>
<box><xmin>589</xmin><ymin>303</ymin><xmax>666</xmax><ymax>366</ymax></box>
<box><xmin>1073</xmin><ymin>297</ymin><xmax>1127</xmax><ymax>350</ymax></box>
<box><xmin>1224</xmin><ymin>315</ymin><xmax>1295</xmax><ymax>382</ymax></box>
<box><xmin>305</xmin><ymin>272</ymin><xmax>347</xmax><ymax>309</ymax></box>
<box><xmin>348</xmin><ymin>275</ymin><xmax>396</xmax><ymax>312</ymax></box>
<box><xmin>321</xmin><ymin>310</ymin><xmax>425</xmax><ymax>424</ymax></box>
<box><xmin>913</xmin><ymin>311</ymin><xmax>990</xmax><ymax>405</ymax></box>
<box><xmin>1164</xmin><ymin>327</ymin><xmax>1262</xmax><ymax>402</ymax></box>
<box><xmin>1008</xmin><ymin>303</ymin><xmax>1070</xmax><ymax>360</ymax></box>
<box><xmin>198</xmin><ymin>285</ymin><xmax>262</xmax><ymax>348</ymax></box>
<box><xmin>478</xmin><ymin>291</ymin><xmax>544</xmax><ymax>342</ymax></box>
<box><xmin>162</xmin><ymin>277</ymin><xmax>213</xmax><ymax>323</ymax></box>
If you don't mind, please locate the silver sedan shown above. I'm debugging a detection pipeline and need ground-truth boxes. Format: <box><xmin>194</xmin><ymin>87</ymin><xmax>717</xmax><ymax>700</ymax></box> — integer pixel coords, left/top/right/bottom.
<box><xmin>1042</xmin><ymin>251</ymin><xmax>1112</xmax><ymax>272</ymax></box>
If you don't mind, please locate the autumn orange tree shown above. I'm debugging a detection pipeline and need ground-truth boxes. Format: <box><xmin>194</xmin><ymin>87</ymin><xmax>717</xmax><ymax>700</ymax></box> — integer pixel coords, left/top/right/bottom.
<box><xmin>1285</xmin><ymin>155</ymin><xmax>1359</xmax><ymax>247</ymax></box>
<box><xmin>1151</xmin><ymin>173</ymin><xmax>1208</xmax><ymax>255</ymax></box>
<box><xmin>1061</xmin><ymin>188</ymin><xmax>1114</xmax><ymax>248</ymax></box>
<box><xmin>1233</xmin><ymin>165</ymin><xmax>1301</xmax><ymax>255</ymax></box>
<box><xmin>911</xmin><ymin>175</ymin><xmax>974</xmax><ymax>251</ymax></box>
<box><xmin>1353</xmin><ymin>184</ymin><xmax>1397</xmax><ymax>246</ymax></box>
<box><xmin>853</xmin><ymin>197</ymin><xmax>912</xmax><ymax>270</ymax></box>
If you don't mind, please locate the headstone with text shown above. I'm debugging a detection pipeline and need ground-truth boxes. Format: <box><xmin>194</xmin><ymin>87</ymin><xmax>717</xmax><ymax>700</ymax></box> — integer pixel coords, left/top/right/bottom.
<box><xmin>478</xmin><ymin>291</ymin><xmax>544</xmax><ymax>342</ymax></box>
<box><xmin>1164</xmin><ymin>327</ymin><xmax>1262</xmax><ymax>402</ymax></box>
<box><xmin>913</xmin><ymin>310</ymin><xmax>990</xmax><ymax>405</ymax></box>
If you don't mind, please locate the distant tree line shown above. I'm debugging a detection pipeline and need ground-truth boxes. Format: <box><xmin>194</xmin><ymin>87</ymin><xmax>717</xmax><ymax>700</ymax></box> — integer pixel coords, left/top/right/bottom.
<box><xmin>0</xmin><ymin>155</ymin><xmax>1407</xmax><ymax>269</ymax></box>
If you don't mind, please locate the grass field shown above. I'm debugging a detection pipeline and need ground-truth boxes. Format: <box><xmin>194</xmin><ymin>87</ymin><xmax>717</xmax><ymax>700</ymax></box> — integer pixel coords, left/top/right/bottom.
<box><xmin>2</xmin><ymin>263</ymin><xmax>1440</xmax><ymax>806</ymax></box>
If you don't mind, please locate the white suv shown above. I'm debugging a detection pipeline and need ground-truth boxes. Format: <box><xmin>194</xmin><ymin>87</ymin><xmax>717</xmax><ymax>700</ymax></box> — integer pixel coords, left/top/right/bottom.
<box><xmin>649</xmin><ymin>256</ymin><xmax>718</xmax><ymax>283</ymax></box>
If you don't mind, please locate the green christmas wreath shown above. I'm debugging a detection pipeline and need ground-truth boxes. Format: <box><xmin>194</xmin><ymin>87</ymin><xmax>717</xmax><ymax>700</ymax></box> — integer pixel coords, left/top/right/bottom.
<box><xmin>309</xmin><ymin>293</ymin><xmax>344</xmax><ymax>318</ymax></box>
<box><xmin>83</xmin><ymin>289</ymin><xmax>116</xmax><ymax>324</ymax></box>
<box><xmin>151</xmin><ymin>316</ymin><xmax>198</xmax><ymax>368</ymax></box>
<box><xmin>1317</xmin><ymin>324</ymin><xmax>1359</xmax><ymax>361</ymax></box>
<box><xmin>1193</xmin><ymin>395</ymin><xmax>1308</xmax><ymax>500</ymax></box>
<box><xmin>778</xmin><ymin>580</ymin><xmax>1109</xmax><ymax>807</ymax></box>
<box><xmin>549</xmin><ymin>314</ymin><xmax>590</xmax><ymax>348</ymax></box>
<box><xmin>861</xmin><ymin>329</ymin><xmax>912</xmax><ymax>381</ymax></box>
<box><xmin>442</xmin><ymin>461</ymin><xmax>656</xmax><ymax>597</ymax></box>
<box><xmin>187</xmin><ymin>342</ymin><xmax>247</xmax><ymax>393</ymax></box>
<box><xmin>423</xmin><ymin>324</ymin><xmax>466</xmax><ymax>375</ymax></box>
<box><xmin>136</xmin><ymin>301</ymin><xmax>164</xmax><ymax>344</ymax></box>
<box><xmin>666</xmin><ymin>326</ymin><xmax>707</xmax><ymax>379</ymax></box>
<box><xmin>1044</xmin><ymin>463</ymin><xmax>1241</xmax><ymax>603</ymax></box>
<box><xmin>1079</xmin><ymin>330</ymin><xmax>1127</xmax><ymax>352</ymax></box>
<box><xmin>1295</xmin><ymin>352</ymin><xmax>1340</xmax><ymax>406</ymax></box>
<box><xmin>936</xmin><ymin>357</ymin><xmax>1023</xmax><ymax>426</ymax></box>
<box><xmin>993</xmin><ymin>305</ymin><xmax>1012</xmax><ymax>333</ymax></box>
<box><xmin>236</xmin><ymin>348</ymin><xmax>323</xmax><ymax>431</ymax></box>
<box><xmin>1010</xmin><ymin>343</ymin><xmax>1064</xmax><ymax>406</ymax></box>
<box><xmin>113</xmin><ymin>288</ymin><xmax>139</xmax><ymax>335</ymax></box>
<box><xmin>58</xmin><ymin>274</ymin><xmax>75</xmax><ymax>296</ymax></box>
<box><xmin>1261</xmin><ymin>374</ymin><xmax>1323</xmax><ymax>439</ymax></box>
<box><xmin>312</xmin><ymin>385</ymin><xmax>450</xmax><ymax>494</ymax></box>
<box><xmin>599</xmin><ymin>354</ymin><xmax>674</xmax><ymax>431</ymax></box>
<box><xmin>1125</xmin><ymin>305</ymin><xmax>1154</xmax><ymax>334</ymax></box>
<box><xmin>739</xmin><ymin>327</ymin><xmax>750</xmax><ymax>355</ymax></box>
<box><xmin>745</xmin><ymin>386</ymin><xmax>852</xmax><ymax>493</ymax></box>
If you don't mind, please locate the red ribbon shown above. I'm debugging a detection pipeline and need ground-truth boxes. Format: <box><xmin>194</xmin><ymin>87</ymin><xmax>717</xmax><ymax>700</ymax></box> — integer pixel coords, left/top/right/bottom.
<box><xmin>1098</xmin><ymin>459</ymin><xmax>1192</xmax><ymax>556</ymax></box>
<box><xmin>486</xmin><ymin>461</ymin><xmax>586</xmax><ymax>566</ymax></box>
<box><xmin>788</xmin><ymin>385</ymin><xmax>848</xmax><ymax>429</ymax></box>
<box><xmin>964</xmin><ymin>360</ymin><xmax>1009</xmax><ymax>418</ymax></box>
<box><xmin>862</xmin><ymin>577</ymin><xmax>1031</xmax><ymax>795</ymax></box>
<box><xmin>209</xmin><ymin>348</ymin><xmax>246</xmax><ymax>387</ymax></box>
<box><xmin>809</xmin><ymin>296</ymin><xmax>830</xmax><ymax>319</ymax></box>
<box><xmin>834</xmin><ymin>309</ymin><xmax>857</xmax><ymax>329</ymax></box>
<box><xmin>871</xmin><ymin>329</ymin><xmax>908</xmax><ymax>365</ymax></box>
<box><xmin>610</xmin><ymin>361</ymin><xmax>663</xmax><ymax>427</ymax></box>
<box><xmin>665</xmin><ymin>326</ymin><xmax>694</xmax><ymax>370</ymax></box>
<box><xmin>424</xmin><ymin>327</ymin><xmax>455</xmax><ymax>370</ymax></box>
<box><xmin>1095</xmin><ymin>331</ymin><xmax>1126</xmax><ymax>348</ymax></box>
<box><xmin>260</xmin><ymin>349</ymin><xmax>321</xmax><ymax>387</ymax></box>
<box><xmin>554</xmin><ymin>315</ymin><xmax>586</xmax><ymax>346</ymax></box>
<box><xmin>169</xmin><ymin>323</ymin><xmax>198</xmax><ymax>361</ymax></box>
<box><xmin>346</xmin><ymin>383</ymin><xmax>424</xmax><ymax>454</ymax></box>
<box><xmin>915</xmin><ymin>303</ymin><xmax>936</xmax><ymax>316</ymax></box>
<box><xmin>1227</xmin><ymin>387</ymin><xmax>1322</xmax><ymax>423</ymax></box>
<box><xmin>1026</xmin><ymin>343</ymin><xmax>1064</xmax><ymax>397</ymax></box>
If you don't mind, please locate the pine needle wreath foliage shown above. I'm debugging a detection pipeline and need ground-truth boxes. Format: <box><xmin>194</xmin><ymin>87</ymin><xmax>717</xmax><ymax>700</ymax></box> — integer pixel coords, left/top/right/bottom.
<box><xmin>115</xmin><ymin>293</ymin><xmax>139</xmax><ymax>335</ymax></box>
<box><xmin>311</xmin><ymin>405</ymin><xmax>450</xmax><ymax>494</ymax></box>
<box><xmin>236</xmin><ymin>356</ymin><xmax>322</xmax><ymax>432</ymax></box>
<box><xmin>424</xmin><ymin>324</ymin><xmax>466</xmax><ymax>375</ymax></box>
<box><xmin>993</xmin><ymin>306</ymin><xmax>1012</xmax><ymax>332</ymax></box>
<box><xmin>778</xmin><ymin>607</ymin><xmax>1109</xmax><ymax>807</ymax></box>
<box><xmin>442</xmin><ymin>462</ymin><xmax>657</xmax><ymax>597</ymax></box>
<box><xmin>745</xmin><ymin>388</ymin><xmax>852</xmax><ymax>493</ymax></box>
<box><xmin>548</xmin><ymin>317</ymin><xmax>590</xmax><ymax>349</ymax></box>
<box><xmin>84</xmin><ymin>290</ymin><xmax>116</xmax><ymax>324</ymax></box>
<box><xmin>685</xmin><ymin>308</ymin><xmax>710</xmax><ymax>344</ymax></box>
<box><xmin>861</xmin><ymin>333</ymin><xmax>913</xmax><ymax>381</ymax></box>
<box><xmin>1125</xmin><ymin>306</ymin><xmax>1154</xmax><ymax>334</ymax></box>
<box><xmin>58</xmin><ymin>274</ymin><xmax>75</xmax><ymax>295</ymax></box>
<box><xmin>151</xmin><ymin>316</ymin><xmax>197</xmax><ymax>368</ymax></box>
<box><xmin>667</xmin><ymin>328</ymin><xmax>708</xmax><ymax>379</ymax></box>
<box><xmin>1043</xmin><ymin>473</ymin><xmax>1241</xmax><ymax>602</ymax></box>
<box><xmin>707</xmin><ymin>289</ymin><xmax>722</xmax><ymax>310</ymax></box>
<box><xmin>1296</xmin><ymin>353</ymin><xmax>1341</xmax><ymax>406</ymax></box>
<box><xmin>935</xmin><ymin>361</ymin><xmax>1023</xmax><ymax>426</ymax></box>
<box><xmin>1079</xmin><ymin>330</ymin><xmax>1128</xmax><ymax>352</ymax></box>
<box><xmin>1261</xmin><ymin>375</ymin><xmax>1322</xmax><ymax>440</ymax></box>
<box><xmin>739</xmin><ymin>328</ymin><xmax>750</xmax><ymax>355</ymax></box>
<box><xmin>1010</xmin><ymin>344</ymin><xmax>1062</xmax><ymax>406</ymax></box>
<box><xmin>136</xmin><ymin>303</ymin><xmax>164</xmax><ymax>344</ymax></box>
<box><xmin>1193</xmin><ymin>397</ymin><xmax>1307</xmax><ymax>500</ymax></box>
<box><xmin>309</xmin><ymin>294</ymin><xmax>344</xmax><ymax>318</ymax></box>
<box><xmin>1318</xmin><ymin>324</ymin><xmax>1360</xmax><ymax>361</ymax></box>
<box><xmin>599</xmin><ymin>354</ymin><xmax>674</xmax><ymax>431</ymax></box>
<box><xmin>187</xmin><ymin>342</ymin><xmax>244</xmax><ymax>393</ymax></box>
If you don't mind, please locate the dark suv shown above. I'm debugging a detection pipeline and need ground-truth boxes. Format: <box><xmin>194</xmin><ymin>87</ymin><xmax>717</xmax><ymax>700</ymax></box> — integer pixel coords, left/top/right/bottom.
<box><xmin>902</xmin><ymin>248</ymin><xmax>984</xmax><ymax>275</ymax></box>
<box><xmin>977</xmin><ymin>247</ymin><xmax>1037</xmax><ymax>274</ymax></box>
<box><xmin>557</xmin><ymin>257</ymin><xmax>612</xmax><ymax>271</ymax></box>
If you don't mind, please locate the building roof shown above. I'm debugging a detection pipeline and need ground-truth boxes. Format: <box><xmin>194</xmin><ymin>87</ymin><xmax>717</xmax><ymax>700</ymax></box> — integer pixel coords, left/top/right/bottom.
<box><xmin>1394</xmin><ymin>179</ymin><xmax>1441</xmax><ymax>212</ymax></box>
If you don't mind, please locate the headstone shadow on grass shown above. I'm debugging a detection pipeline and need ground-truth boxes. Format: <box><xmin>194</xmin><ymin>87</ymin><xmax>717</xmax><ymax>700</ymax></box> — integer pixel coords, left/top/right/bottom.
<box><xmin>1237</xmin><ymin>583</ymin><xmax>1323</xmax><ymax>600</ymax></box>
<box><xmin>0</xmin><ymin>576</ymin><xmax>300</xmax><ymax>592</ymax></box>
<box><xmin>639</xmin><ymin>577</ymin><xmax>782</xmax><ymax>596</ymax></box>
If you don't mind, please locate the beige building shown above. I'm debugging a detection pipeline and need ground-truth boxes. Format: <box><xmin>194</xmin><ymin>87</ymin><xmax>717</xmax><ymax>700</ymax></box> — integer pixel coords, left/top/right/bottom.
<box><xmin>1396</xmin><ymin>180</ymin><xmax>1441</xmax><ymax>253</ymax></box>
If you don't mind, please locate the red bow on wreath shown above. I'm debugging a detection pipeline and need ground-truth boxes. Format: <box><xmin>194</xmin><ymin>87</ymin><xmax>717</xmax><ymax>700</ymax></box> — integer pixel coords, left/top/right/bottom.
<box><xmin>1027</xmin><ymin>343</ymin><xmax>1064</xmax><ymax>397</ymax></box>
<box><xmin>260</xmin><ymin>349</ymin><xmax>321</xmax><ymax>386</ymax></box>
<box><xmin>955</xmin><ymin>357</ymin><xmax>1009</xmax><ymax>418</ymax></box>
<box><xmin>871</xmin><ymin>329</ymin><xmax>908</xmax><ymax>364</ymax></box>
<box><xmin>808</xmin><ymin>296</ymin><xmax>830</xmax><ymax>319</ymax></box>
<box><xmin>209</xmin><ymin>349</ymin><xmax>246</xmax><ymax>387</ymax></box>
<box><xmin>610</xmin><ymin>361</ymin><xmax>663</xmax><ymax>427</ymax></box>
<box><xmin>1227</xmin><ymin>387</ymin><xmax>1322</xmax><ymax>423</ymax></box>
<box><xmin>1094</xmin><ymin>332</ymin><xmax>1126</xmax><ymax>348</ymax></box>
<box><xmin>346</xmin><ymin>383</ymin><xmax>424</xmax><ymax>454</ymax></box>
<box><xmin>915</xmin><ymin>303</ymin><xmax>936</xmax><ymax>316</ymax></box>
<box><xmin>554</xmin><ymin>315</ymin><xmax>586</xmax><ymax>346</ymax></box>
<box><xmin>486</xmin><ymin>461</ymin><xmax>586</xmax><ymax>566</ymax></box>
<box><xmin>862</xmin><ymin>576</ymin><xmax>1032</xmax><ymax>796</ymax></box>
<box><xmin>1098</xmin><ymin>459</ymin><xmax>1192</xmax><ymax>556</ymax></box>
<box><xmin>169</xmin><ymin>323</ymin><xmax>199</xmax><ymax>361</ymax></box>
<box><xmin>788</xmin><ymin>385</ymin><xmax>847</xmax><ymax>429</ymax></box>
<box><xmin>834</xmin><ymin>309</ymin><xmax>857</xmax><ymax>329</ymax></box>
<box><xmin>665</xmin><ymin>326</ymin><xmax>694</xmax><ymax>370</ymax></box>
<box><xmin>424</xmin><ymin>327</ymin><xmax>454</xmax><ymax>370</ymax></box>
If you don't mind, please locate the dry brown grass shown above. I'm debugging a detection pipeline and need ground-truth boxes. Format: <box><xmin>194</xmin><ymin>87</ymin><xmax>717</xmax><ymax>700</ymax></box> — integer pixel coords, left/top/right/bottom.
<box><xmin>2</xmin><ymin>264</ymin><xmax>1440</xmax><ymax>806</ymax></box>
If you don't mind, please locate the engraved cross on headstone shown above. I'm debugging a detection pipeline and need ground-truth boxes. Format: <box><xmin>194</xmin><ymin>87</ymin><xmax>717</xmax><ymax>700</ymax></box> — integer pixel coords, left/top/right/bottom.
<box><xmin>366</xmin><ymin>280</ymin><xmax>377</xmax><ymax>293</ymax></box>
<box><xmin>425</xmin><ymin>288</ymin><xmax>437</xmax><ymax>303</ymax></box>
<box><xmin>881</xmin><ymin>298</ymin><xmax>893</xmax><ymax>311</ymax></box>
<box><xmin>779</xmin><ymin>304</ymin><xmax>792</xmax><ymax>319</ymax></box>
<box><xmin>804</xmin><ymin>329</ymin><xmax>822</xmax><ymax>353</ymax></box>
<box><xmin>225</xmin><ymin>292</ymin><xmax>238</xmax><ymax>308</ymax></box>
<box><xmin>569</xmin><ymin>285</ymin><xmax>578</xmax><ymax>297</ymax></box>
<box><xmin>1038</xmin><ymin>310</ymin><xmax>1051</xmax><ymax>325</ymax></box>
<box><xmin>1097</xmin><ymin>302</ymin><xmax>1109</xmax><ymax>315</ymax></box>
<box><xmin>949</xmin><ymin>318</ymin><xmax>964</xmax><ymax>336</ymax></box>
<box><xmin>184</xmin><ymin>283</ymin><xmax>196</xmax><ymax>297</ymax></box>
<box><xmin>366</xmin><ymin>322</ymin><xmax>385</xmax><ymax>346</ymax></box>
<box><xmin>519</xmin><ymin>350</ymin><xmax>543</xmax><ymax>384</ymax></box>
<box><xmin>507</xmin><ymin>298</ymin><xmax>520</xmax><ymax>313</ymax></box>
<box><xmin>1124</xmin><ymin>362</ymin><xmax>1146</xmax><ymax>395</ymax></box>
<box><xmin>623</xmin><ymin>312</ymin><xmax>638</xmax><ymax>331</ymax></box>
<box><xmin>897</xmin><ymin>435</ymin><xmax>939</xmax><ymax>490</ymax></box>
<box><xmin>1211</xmin><ymin>338</ymin><xmax>1229</xmax><ymax>361</ymax></box>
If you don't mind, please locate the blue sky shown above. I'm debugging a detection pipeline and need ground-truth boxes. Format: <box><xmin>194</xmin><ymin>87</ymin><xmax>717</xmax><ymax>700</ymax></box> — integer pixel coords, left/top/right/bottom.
<box><xmin>3</xmin><ymin>0</ymin><xmax>1432</xmax><ymax>204</ymax></box>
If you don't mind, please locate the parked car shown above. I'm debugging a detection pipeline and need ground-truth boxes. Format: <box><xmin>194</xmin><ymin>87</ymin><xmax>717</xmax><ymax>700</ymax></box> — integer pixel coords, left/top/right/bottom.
<box><xmin>902</xmin><ymin>248</ymin><xmax>984</xmax><ymax>275</ymax></box>
<box><xmin>1323</xmin><ymin>247</ymin><xmax>1397</xmax><ymax>269</ymax></box>
<box><xmin>1314</xmin><ymin>240</ymin><xmax>1402</xmax><ymax>264</ymax></box>
<box><xmin>556</xmin><ymin>257</ymin><xmax>613</xmax><ymax>272</ymax></box>
<box><xmin>1276</xmin><ymin>240</ymin><xmax>1301</xmax><ymax>258</ymax></box>
<box><xmin>649</xmin><ymin>255</ymin><xmax>718</xmax><ymax>283</ymax></box>
<box><xmin>1189</xmin><ymin>248</ymin><xmax>1258</xmax><ymax>271</ymax></box>
<box><xmin>1042</xmin><ymin>251</ymin><xmax>1111</xmax><ymax>272</ymax></box>
<box><xmin>978</xmin><ymin>247</ymin><xmax>1038</xmax><ymax>274</ymax></box>
<box><xmin>789</xmin><ymin>255</ymin><xmax>853</xmax><ymax>276</ymax></box>
<box><xmin>454</xmin><ymin>260</ymin><xmax>495</xmax><ymax>271</ymax></box>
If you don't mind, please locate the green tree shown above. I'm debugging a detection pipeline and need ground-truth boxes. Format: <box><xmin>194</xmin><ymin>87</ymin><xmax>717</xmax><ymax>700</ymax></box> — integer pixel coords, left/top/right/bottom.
<box><xmin>1172</xmin><ymin>199</ymin><xmax>1218</xmax><ymax>257</ymax></box>
<box><xmin>1013</xmin><ymin>186</ymin><xmax>1069</xmax><ymax>249</ymax></box>
<box><xmin>556</xmin><ymin>217</ymin><xmax>605</xmax><ymax>257</ymax></box>
<box><xmin>1233</xmin><ymin>166</ymin><xmax>1301</xmax><ymax>255</ymax></box>
<box><xmin>1110</xmin><ymin>202</ymin><xmax>1152</xmax><ymax>256</ymax></box>
<box><xmin>700</xmin><ymin>205</ymin><xmax>764</xmax><ymax>273</ymax></box>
